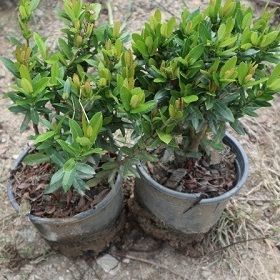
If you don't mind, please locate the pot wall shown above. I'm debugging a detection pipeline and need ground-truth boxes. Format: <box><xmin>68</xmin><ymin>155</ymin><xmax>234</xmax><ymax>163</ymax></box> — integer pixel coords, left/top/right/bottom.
<box><xmin>135</xmin><ymin>133</ymin><xmax>249</xmax><ymax>234</ymax></box>
<box><xmin>7</xmin><ymin>149</ymin><xmax>124</xmax><ymax>256</ymax></box>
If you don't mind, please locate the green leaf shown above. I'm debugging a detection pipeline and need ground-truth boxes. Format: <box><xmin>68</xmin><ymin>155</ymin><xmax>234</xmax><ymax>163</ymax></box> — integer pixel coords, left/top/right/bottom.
<box><xmin>134</xmin><ymin>40</ymin><xmax>149</xmax><ymax>57</ymax></box>
<box><xmin>243</xmin><ymin>49</ymin><xmax>259</xmax><ymax>56</ymax></box>
<box><xmin>231</xmin><ymin>120</ymin><xmax>245</xmax><ymax>135</ymax></box>
<box><xmin>130</xmin><ymin>94</ymin><xmax>143</xmax><ymax>109</ymax></box>
<box><xmin>76</xmin><ymin>163</ymin><xmax>95</xmax><ymax>176</ymax></box>
<box><xmin>69</xmin><ymin>119</ymin><xmax>83</xmax><ymax>142</ymax></box>
<box><xmin>182</xmin><ymin>95</ymin><xmax>198</xmax><ymax>104</ymax></box>
<box><xmin>145</xmin><ymin>36</ymin><xmax>153</xmax><ymax>50</ymax></box>
<box><xmin>50</xmin><ymin>63</ymin><xmax>60</xmax><ymax>84</ymax></box>
<box><xmin>120</xmin><ymin>87</ymin><xmax>131</xmax><ymax>111</ymax></box>
<box><xmin>0</xmin><ymin>57</ymin><xmax>19</xmax><ymax>77</ymax></box>
<box><xmin>267</xmin><ymin>78</ymin><xmax>280</xmax><ymax>91</ymax></box>
<box><xmin>132</xmin><ymin>33</ymin><xmax>143</xmax><ymax>42</ymax></box>
<box><xmin>89</xmin><ymin>112</ymin><xmax>103</xmax><ymax>143</ymax></box>
<box><xmin>30</xmin><ymin>107</ymin><xmax>39</xmax><ymax>124</ymax></box>
<box><xmin>225</xmin><ymin>18</ymin><xmax>235</xmax><ymax>34</ymax></box>
<box><xmin>167</xmin><ymin>17</ymin><xmax>176</xmax><ymax>36</ymax></box>
<box><xmin>251</xmin><ymin>31</ymin><xmax>259</xmax><ymax>45</ymax></box>
<box><xmin>21</xmin><ymin>78</ymin><xmax>33</xmax><ymax>94</ymax></box>
<box><xmin>58</xmin><ymin>38</ymin><xmax>72</xmax><ymax>59</ymax></box>
<box><xmin>20</xmin><ymin>114</ymin><xmax>31</xmax><ymax>132</ymax></box>
<box><xmin>131</xmin><ymin>101</ymin><xmax>156</xmax><ymax>114</ymax></box>
<box><xmin>23</xmin><ymin>153</ymin><xmax>50</xmax><ymax>165</ymax></box>
<box><xmin>154</xmin><ymin>9</ymin><xmax>162</xmax><ymax>23</ymax></box>
<box><xmin>217</xmin><ymin>23</ymin><xmax>226</xmax><ymax>41</ymax></box>
<box><xmin>34</xmin><ymin>32</ymin><xmax>47</xmax><ymax>59</ymax></box>
<box><xmin>219</xmin><ymin>36</ymin><xmax>237</xmax><ymax>48</ymax></box>
<box><xmin>102</xmin><ymin>161</ymin><xmax>119</xmax><ymax>170</ymax></box>
<box><xmin>62</xmin><ymin>169</ymin><xmax>75</xmax><ymax>192</ymax></box>
<box><xmin>186</xmin><ymin>44</ymin><xmax>204</xmax><ymax>65</ymax></box>
<box><xmin>271</xmin><ymin>64</ymin><xmax>280</xmax><ymax>78</ymax></box>
<box><xmin>242</xmin><ymin>12</ymin><xmax>252</xmax><ymax>30</ymax></box>
<box><xmin>81</xmin><ymin>148</ymin><xmax>104</xmax><ymax>157</ymax></box>
<box><xmin>154</xmin><ymin>77</ymin><xmax>166</xmax><ymax>83</ymax></box>
<box><xmin>73</xmin><ymin>177</ymin><xmax>87</xmax><ymax>195</ymax></box>
<box><xmin>242</xmin><ymin>106</ymin><xmax>258</xmax><ymax>117</ymax></box>
<box><xmin>33</xmin><ymin>77</ymin><xmax>50</xmax><ymax>95</ymax></box>
<box><xmin>91</xmin><ymin>3</ymin><xmax>102</xmax><ymax>20</ymax></box>
<box><xmin>199</xmin><ymin>22</ymin><xmax>211</xmax><ymax>42</ymax></box>
<box><xmin>76</xmin><ymin>136</ymin><xmax>92</xmax><ymax>147</ymax></box>
<box><xmin>267</xmin><ymin>64</ymin><xmax>280</xmax><ymax>90</ymax></box>
<box><xmin>156</xmin><ymin>130</ymin><xmax>172</xmax><ymax>144</ymax></box>
<box><xmin>86</xmin><ymin>176</ymin><xmax>104</xmax><ymax>188</ymax></box>
<box><xmin>50</xmin><ymin>153</ymin><xmax>65</xmax><ymax>167</ymax></box>
<box><xmin>63</xmin><ymin>158</ymin><xmax>76</xmax><ymax>171</ymax></box>
<box><xmin>238</xmin><ymin>62</ymin><xmax>248</xmax><ymax>84</ymax></box>
<box><xmin>213</xmin><ymin>101</ymin><xmax>234</xmax><ymax>122</ymax></box>
<box><xmin>45</xmin><ymin>169</ymin><xmax>64</xmax><ymax>194</ymax></box>
<box><xmin>63</xmin><ymin>77</ymin><xmax>71</xmax><ymax>96</ymax></box>
<box><xmin>220</xmin><ymin>56</ymin><xmax>237</xmax><ymax>78</ymax></box>
<box><xmin>246</xmin><ymin>77</ymin><xmax>268</xmax><ymax>87</ymax></box>
<box><xmin>34</xmin><ymin>131</ymin><xmax>55</xmax><ymax>144</ymax></box>
<box><xmin>30</xmin><ymin>0</ymin><xmax>40</xmax><ymax>11</ymax></box>
<box><xmin>260</xmin><ymin>31</ymin><xmax>279</xmax><ymax>48</ymax></box>
<box><xmin>19</xmin><ymin>65</ymin><xmax>31</xmax><ymax>82</ymax></box>
<box><xmin>57</xmin><ymin>139</ymin><xmax>76</xmax><ymax>156</ymax></box>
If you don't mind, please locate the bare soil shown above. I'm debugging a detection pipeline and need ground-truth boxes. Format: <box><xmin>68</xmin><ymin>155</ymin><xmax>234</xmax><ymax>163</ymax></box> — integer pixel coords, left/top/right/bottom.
<box><xmin>147</xmin><ymin>146</ymin><xmax>236</xmax><ymax>198</ymax></box>
<box><xmin>0</xmin><ymin>1</ymin><xmax>280</xmax><ymax>280</ymax></box>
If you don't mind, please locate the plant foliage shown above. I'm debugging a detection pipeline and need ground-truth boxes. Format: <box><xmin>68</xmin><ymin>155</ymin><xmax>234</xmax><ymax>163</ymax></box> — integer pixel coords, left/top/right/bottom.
<box><xmin>130</xmin><ymin>0</ymin><xmax>280</xmax><ymax>160</ymax></box>
<box><xmin>1</xmin><ymin>0</ymin><xmax>153</xmax><ymax>194</ymax></box>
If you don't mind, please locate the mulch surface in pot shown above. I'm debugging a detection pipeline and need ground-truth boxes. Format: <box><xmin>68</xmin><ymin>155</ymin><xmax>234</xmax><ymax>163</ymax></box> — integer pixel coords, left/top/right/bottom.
<box><xmin>146</xmin><ymin>146</ymin><xmax>237</xmax><ymax>198</ymax></box>
<box><xmin>11</xmin><ymin>163</ymin><xmax>110</xmax><ymax>218</ymax></box>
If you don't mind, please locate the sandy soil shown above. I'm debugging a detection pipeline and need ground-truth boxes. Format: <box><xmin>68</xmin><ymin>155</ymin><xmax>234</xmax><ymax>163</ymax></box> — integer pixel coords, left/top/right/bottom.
<box><xmin>0</xmin><ymin>1</ymin><xmax>279</xmax><ymax>279</ymax></box>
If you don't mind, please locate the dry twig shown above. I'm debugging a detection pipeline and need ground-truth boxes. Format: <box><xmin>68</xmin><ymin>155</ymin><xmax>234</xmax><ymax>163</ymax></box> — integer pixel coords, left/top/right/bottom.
<box><xmin>154</xmin><ymin>0</ymin><xmax>180</xmax><ymax>19</ymax></box>
<box><xmin>255</xmin><ymin>0</ymin><xmax>280</xmax><ymax>7</ymax></box>
<box><xmin>112</xmin><ymin>252</ymin><xmax>188</xmax><ymax>279</ymax></box>
<box><xmin>106</xmin><ymin>0</ymin><xmax>114</xmax><ymax>25</ymax></box>
<box><xmin>209</xmin><ymin>235</ymin><xmax>270</xmax><ymax>255</ymax></box>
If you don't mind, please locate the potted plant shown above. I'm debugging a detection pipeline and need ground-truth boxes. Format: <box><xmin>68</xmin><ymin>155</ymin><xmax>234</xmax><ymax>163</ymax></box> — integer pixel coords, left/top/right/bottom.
<box><xmin>1</xmin><ymin>0</ymin><xmax>147</xmax><ymax>256</ymax></box>
<box><xmin>128</xmin><ymin>0</ymin><xmax>280</xmax><ymax>234</ymax></box>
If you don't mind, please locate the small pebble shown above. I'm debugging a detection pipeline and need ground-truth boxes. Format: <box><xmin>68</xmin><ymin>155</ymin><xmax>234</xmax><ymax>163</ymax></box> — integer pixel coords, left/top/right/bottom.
<box><xmin>122</xmin><ymin>258</ymin><xmax>130</xmax><ymax>264</ymax></box>
<box><xmin>96</xmin><ymin>254</ymin><xmax>120</xmax><ymax>273</ymax></box>
<box><xmin>201</xmin><ymin>270</ymin><xmax>212</xmax><ymax>279</ymax></box>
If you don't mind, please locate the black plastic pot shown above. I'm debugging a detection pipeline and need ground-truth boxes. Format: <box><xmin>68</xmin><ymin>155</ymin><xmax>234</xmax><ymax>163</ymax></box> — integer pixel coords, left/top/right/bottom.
<box><xmin>135</xmin><ymin>133</ymin><xmax>249</xmax><ymax>234</ymax></box>
<box><xmin>7</xmin><ymin>149</ymin><xmax>124</xmax><ymax>257</ymax></box>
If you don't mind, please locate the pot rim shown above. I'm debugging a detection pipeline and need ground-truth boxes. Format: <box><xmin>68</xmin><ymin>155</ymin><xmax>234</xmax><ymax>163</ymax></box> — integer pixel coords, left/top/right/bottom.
<box><xmin>137</xmin><ymin>133</ymin><xmax>249</xmax><ymax>205</ymax></box>
<box><xmin>7</xmin><ymin>147</ymin><xmax>122</xmax><ymax>224</ymax></box>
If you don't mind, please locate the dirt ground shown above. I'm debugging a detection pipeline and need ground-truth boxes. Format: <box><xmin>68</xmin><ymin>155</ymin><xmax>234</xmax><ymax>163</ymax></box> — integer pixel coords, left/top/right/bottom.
<box><xmin>0</xmin><ymin>1</ymin><xmax>279</xmax><ymax>279</ymax></box>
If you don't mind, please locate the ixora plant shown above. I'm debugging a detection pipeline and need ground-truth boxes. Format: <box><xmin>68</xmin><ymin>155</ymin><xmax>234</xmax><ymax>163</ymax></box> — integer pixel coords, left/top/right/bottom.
<box><xmin>1</xmin><ymin>0</ymin><xmax>153</xmax><ymax>256</ymax></box>
<box><xmin>128</xmin><ymin>0</ymin><xmax>280</xmax><ymax>234</ymax></box>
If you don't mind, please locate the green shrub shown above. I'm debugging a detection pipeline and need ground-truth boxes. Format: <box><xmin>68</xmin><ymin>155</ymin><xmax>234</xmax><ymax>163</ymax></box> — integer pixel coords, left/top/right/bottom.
<box><xmin>130</xmin><ymin>0</ymin><xmax>280</xmax><ymax>161</ymax></box>
<box><xmin>1</xmin><ymin>0</ymin><xmax>151</xmax><ymax>194</ymax></box>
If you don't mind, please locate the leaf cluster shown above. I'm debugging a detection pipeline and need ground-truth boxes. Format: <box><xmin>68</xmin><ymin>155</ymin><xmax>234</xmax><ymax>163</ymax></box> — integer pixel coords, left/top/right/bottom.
<box><xmin>1</xmin><ymin>0</ymin><xmax>147</xmax><ymax>194</ymax></box>
<box><xmin>130</xmin><ymin>0</ymin><xmax>280</xmax><ymax>157</ymax></box>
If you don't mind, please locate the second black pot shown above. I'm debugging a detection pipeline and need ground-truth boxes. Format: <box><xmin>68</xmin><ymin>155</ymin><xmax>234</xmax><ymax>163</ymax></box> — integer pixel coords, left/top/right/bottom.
<box><xmin>135</xmin><ymin>133</ymin><xmax>249</xmax><ymax>234</ymax></box>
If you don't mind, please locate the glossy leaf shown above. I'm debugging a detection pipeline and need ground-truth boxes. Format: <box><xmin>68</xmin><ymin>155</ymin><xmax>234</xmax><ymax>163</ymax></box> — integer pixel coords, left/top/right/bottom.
<box><xmin>23</xmin><ymin>153</ymin><xmax>50</xmax><ymax>165</ymax></box>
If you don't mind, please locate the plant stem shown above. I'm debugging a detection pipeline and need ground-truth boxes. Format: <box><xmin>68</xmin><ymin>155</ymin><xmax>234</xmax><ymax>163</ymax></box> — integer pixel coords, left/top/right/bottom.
<box><xmin>33</xmin><ymin>123</ymin><xmax>39</xmax><ymax>135</ymax></box>
<box><xmin>188</xmin><ymin>124</ymin><xmax>208</xmax><ymax>153</ymax></box>
<box><xmin>106</xmin><ymin>0</ymin><xmax>114</xmax><ymax>25</ymax></box>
